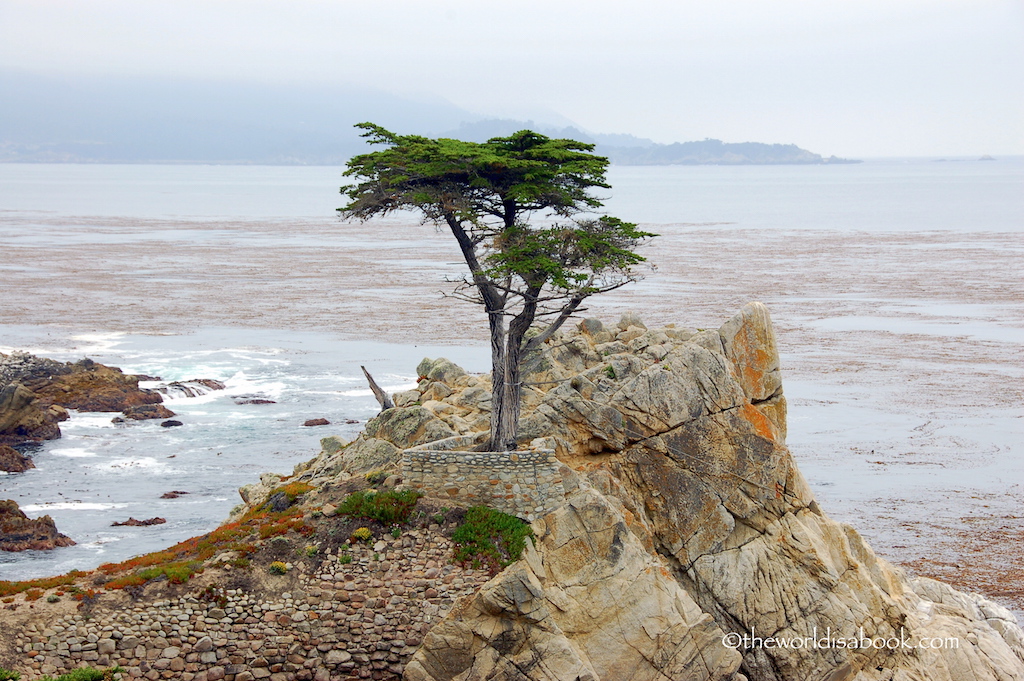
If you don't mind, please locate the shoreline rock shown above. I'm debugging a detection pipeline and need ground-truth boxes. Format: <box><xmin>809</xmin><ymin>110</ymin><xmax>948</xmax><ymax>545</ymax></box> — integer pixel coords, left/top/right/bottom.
<box><xmin>0</xmin><ymin>499</ymin><xmax>75</xmax><ymax>552</ymax></box>
<box><xmin>0</xmin><ymin>382</ymin><xmax>66</xmax><ymax>445</ymax></box>
<box><xmin>0</xmin><ymin>444</ymin><xmax>35</xmax><ymax>473</ymax></box>
<box><xmin>1</xmin><ymin>351</ymin><xmax>164</xmax><ymax>445</ymax></box>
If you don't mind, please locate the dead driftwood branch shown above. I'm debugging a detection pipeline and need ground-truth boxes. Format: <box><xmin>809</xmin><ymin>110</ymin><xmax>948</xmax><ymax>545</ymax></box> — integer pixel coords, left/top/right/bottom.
<box><xmin>361</xmin><ymin>365</ymin><xmax>395</xmax><ymax>411</ymax></box>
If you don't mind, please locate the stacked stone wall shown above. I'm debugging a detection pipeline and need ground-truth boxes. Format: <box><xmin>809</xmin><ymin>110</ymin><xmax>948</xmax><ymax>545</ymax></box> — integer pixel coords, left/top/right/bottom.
<box><xmin>400</xmin><ymin>449</ymin><xmax>565</xmax><ymax>521</ymax></box>
<box><xmin>6</xmin><ymin>530</ymin><xmax>491</xmax><ymax>681</ymax></box>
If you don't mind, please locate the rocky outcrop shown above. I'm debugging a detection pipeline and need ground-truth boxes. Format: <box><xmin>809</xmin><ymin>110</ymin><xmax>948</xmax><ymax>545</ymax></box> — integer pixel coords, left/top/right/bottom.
<box><xmin>0</xmin><ymin>444</ymin><xmax>35</xmax><ymax>473</ymax></box>
<box><xmin>0</xmin><ymin>499</ymin><xmax>75</xmax><ymax>552</ymax></box>
<box><xmin>27</xmin><ymin>357</ymin><xmax>163</xmax><ymax>412</ymax></box>
<box><xmin>379</xmin><ymin>303</ymin><xmax>1024</xmax><ymax>681</ymax></box>
<box><xmin>296</xmin><ymin>406</ymin><xmax>458</xmax><ymax>482</ymax></box>
<box><xmin>0</xmin><ymin>382</ymin><xmax>66</xmax><ymax>445</ymax></box>
<box><xmin>406</xmin><ymin>484</ymin><xmax>743</xmax><ymax>681</ymax></box>
<box><xmin>0</xmin><ymin>351</ymin><xmax>163</xmax><ymax>444</ymax></box>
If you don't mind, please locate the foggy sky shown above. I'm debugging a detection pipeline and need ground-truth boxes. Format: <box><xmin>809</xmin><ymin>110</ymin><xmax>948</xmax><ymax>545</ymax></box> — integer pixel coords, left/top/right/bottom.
<box><xmin>2</xmin><ymin>0</ymin><xmax>1022</xmax><ymax>157</ymax></box>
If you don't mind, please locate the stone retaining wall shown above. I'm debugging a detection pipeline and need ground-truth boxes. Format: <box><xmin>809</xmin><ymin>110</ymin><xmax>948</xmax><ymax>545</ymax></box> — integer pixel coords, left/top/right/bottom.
<box><xmin>400</xmin><ymin>449</ymin><xmax>565</xmax><ymax>521</ymax></box>
<box><xmin>7</xmin><ymin>530</ymin><xmax>491</xmax><ymax>681</ymax></box>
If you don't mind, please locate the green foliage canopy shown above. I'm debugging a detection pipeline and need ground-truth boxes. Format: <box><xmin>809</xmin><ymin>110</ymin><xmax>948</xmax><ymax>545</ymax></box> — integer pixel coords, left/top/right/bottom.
<box><xmin>338</xmin><ymin>123</ymin><xmax>654</xmax><ymax>451</ymax></box>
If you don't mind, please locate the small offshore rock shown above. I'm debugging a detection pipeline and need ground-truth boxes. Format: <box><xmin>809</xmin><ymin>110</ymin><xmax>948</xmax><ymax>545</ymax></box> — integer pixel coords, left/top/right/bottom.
<box><xmin>303</xmin><ymin>418</ymin><xmax>330</xmax><ymax>427</ymax></box>
<box><xmin>157</xmin><ymin>379</ymin><xmax>227</xmax><ymax>399</ymax></box>
<box><xmin>121</xmin><ymin>403</ymin><xmax>176</xmax><ymax>421</ymax></box>
<box><xmin>160</xmin><ymin>420</ymin><xmax>183</xmax><ymax>428</ymax></box>
<box><xmin>111</xmin><ymin>517</ymin><xmax>166</xmax><ymax>527</ymax></box>
<box><xmin>234</xmin><ymin>394</ymin><xmax>276</xmax><ymax>405</ymax></box>
<box><xmin>160</xmin><ymin>490</ymin><xmax>189</xmax><ymax>499</ymax></box>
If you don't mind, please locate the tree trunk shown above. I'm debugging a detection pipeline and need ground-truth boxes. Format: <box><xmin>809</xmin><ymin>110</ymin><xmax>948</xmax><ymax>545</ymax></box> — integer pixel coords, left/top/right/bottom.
<box><xmin>361</xmin><ymin>366</ymin><xmax>394</xmax><ymax>412</ymax></box>
<box><xmin>490</xmin><ymin>288</ymin><xmax>540</xmax><ymax>452</ymax></box>
<box><xmin>494</xmin><ymin>331</ymin><xmax>524</xmax><ymax>452</ymax></box>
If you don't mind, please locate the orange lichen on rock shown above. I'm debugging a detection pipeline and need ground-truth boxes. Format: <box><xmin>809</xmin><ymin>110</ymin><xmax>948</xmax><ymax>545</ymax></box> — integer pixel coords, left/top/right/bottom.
<box><xmin>719</xmin><ymin>301</ymin><xmax>782</xmax><ymax>403</ymax></box>
<box><xmin>740</xmin><ymin>402</ymin><xmax>779</xmax><ymax>442</ymax></box>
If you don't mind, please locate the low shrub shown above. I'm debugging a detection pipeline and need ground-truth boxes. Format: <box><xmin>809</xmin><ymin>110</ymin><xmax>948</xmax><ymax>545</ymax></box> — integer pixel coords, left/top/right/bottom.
<box><xmin>0</xmin><ymin>667</ymin><xmax>21</xmax><ymax>680</ymax></box>
<box><xmin>0</xmin><ymin>571</ymin><xmax>86</xmax><ymax>598</ymax></box>
<box><xmin>24</xmin><ymin>588</ymin><xmax>43</xmax><ymax>601</ymax></box>
<box><xmin>269</xmin><ymin>561</ymin><xmax>288</xmax><ymax>575</ymax></box>
<box><xmin>70</xmin><ymin>588</ymin><xmax>100</xmax><ymax>604</ymax></box>
<box><xmin>338</xmin><ymin>554</ymin><xmax>352</xmax><ymax>565</ymax></box>
<box><xmin>199</xmin><ymin>584</ymin><xmax>228</xmax><ymax>609</ymax></box>
<box><xmin>452</xmin><ymin>507</ymin><xmax>534</xmax><ymax>571</ymax></box>
<box><xmin>351</xmin><ymin>527</ymin><xmax>372</xmax><ymax>543</ymax></box>
<box><xmin>336</xmin><ymin>489</ymin><xmax>422</xmax><ymax>525</ymax></box>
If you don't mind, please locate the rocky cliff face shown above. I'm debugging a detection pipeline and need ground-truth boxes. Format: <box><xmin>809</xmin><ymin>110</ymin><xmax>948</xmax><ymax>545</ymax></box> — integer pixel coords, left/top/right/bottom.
<box><xmin>296</xmin><ymin>303</ymin><xmax>1023</xmax><ymax>681</ymax></box>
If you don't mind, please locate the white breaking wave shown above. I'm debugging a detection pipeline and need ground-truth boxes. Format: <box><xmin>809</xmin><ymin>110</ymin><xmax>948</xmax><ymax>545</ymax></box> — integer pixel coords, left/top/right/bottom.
<box><xmin>60</xmin><ymin>415</ymin><xmax>120</xmax><ymax>429</ymax></box>
<box><xmin>69</xmin><ymin>332</ymin><xmax>127</xmax><ymax>354</ymax></box>
<box><xmin>90</xmin><ymin>457</ymin><xmax>173</xmax><ymax>473</ymax></box>
<box><xmin>50</xmin><ymin>447</ymin><xmax>99</xmax><ymax>458</ymax></box>
<box><xmin>21</xmin><ymin>502</ymin><xmax>128</xmax><ymax>512</ymax></box>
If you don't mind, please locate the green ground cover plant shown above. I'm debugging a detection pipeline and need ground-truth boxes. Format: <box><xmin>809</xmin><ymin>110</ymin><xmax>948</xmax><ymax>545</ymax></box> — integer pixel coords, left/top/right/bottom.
<box><xmin>335</xmin><ymin>489</ymin><xmax>422</xmax><ymax>525</ymax></box>
<box><xmin>452</xmin><ymin>507</ymin><xmax>534</xmax><ymax>571</ymax></box>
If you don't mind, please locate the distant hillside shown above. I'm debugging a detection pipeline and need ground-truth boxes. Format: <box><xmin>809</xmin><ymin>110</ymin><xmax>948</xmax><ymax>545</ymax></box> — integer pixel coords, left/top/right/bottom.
<box><xmin>442</xmin><ymin>119</ymin><xmax>858</xmax><ymax>165</ymax></box>
<box><xmin>603</xmin><ymin>138</ymin><xmax>860</xmax><ymax>165</ymax></box>
<box><xmin>0</xmin><ymin>76</ymin><xmax>857</xmax><ymax>165</ymax></box>
<box><xmin>441</xmin><ymin>119</ymin><xmax>657</xmax><ymax>149</ymax></box>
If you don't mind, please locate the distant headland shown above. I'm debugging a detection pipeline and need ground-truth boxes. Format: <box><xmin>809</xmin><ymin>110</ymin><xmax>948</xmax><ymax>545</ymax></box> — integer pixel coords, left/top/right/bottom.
<box><xmin>0</xmin><ymin>72</ymin><xmax>859</xmax><ymax>165</ymax></box>
<box><xmin>602</xmin><ymin>138</ymin><xmax>861</xmax><ymax>165</ymax></box>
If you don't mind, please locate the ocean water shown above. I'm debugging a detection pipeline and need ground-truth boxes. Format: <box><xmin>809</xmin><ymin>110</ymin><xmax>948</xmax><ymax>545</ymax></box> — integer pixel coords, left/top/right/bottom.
<box><xmin>2</xmin><ymin>157</ymin><xmax>1022</xmax><ymax>228</ymax></box>
<box><xmin>0</xmin><ymin>327</ymin><xmax>489</xmax><ymax>579</ymax></box>
<box><xmin>1</xmin><ymin>158</ymin><xmax>1022</xmax><ymax>585</ymax></box>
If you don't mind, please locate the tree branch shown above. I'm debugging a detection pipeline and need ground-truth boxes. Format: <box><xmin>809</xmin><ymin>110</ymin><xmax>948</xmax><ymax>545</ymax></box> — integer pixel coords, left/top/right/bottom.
<box><xmin>361</xmin><ymin>366</ymin><xmax>395</xmax><ymax>411</ymax></box>
<box><xmin>523</xmin><ymin>292</ymin><xmax>588</xmax><ymax>353</ymax></box>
